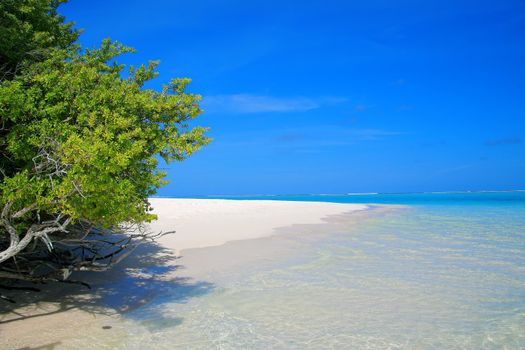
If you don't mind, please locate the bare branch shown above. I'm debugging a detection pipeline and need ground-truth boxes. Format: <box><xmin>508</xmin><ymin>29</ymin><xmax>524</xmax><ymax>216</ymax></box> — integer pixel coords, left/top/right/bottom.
<box><xmin>11</xmin><ymin>203</ymin><xmax>38</xmax><ymax>219</ymax></box>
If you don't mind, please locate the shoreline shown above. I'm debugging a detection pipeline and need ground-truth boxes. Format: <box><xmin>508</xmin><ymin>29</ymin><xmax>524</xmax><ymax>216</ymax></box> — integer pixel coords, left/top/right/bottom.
<box><xmin>147</xmin><ymin>198</ymin><xmax>369</xmax><ymax>255</ymax></box>
<box><xmin>1</xmin><ymin>198</ymin><xmax>374</xmax><ymax>349</ymax></box>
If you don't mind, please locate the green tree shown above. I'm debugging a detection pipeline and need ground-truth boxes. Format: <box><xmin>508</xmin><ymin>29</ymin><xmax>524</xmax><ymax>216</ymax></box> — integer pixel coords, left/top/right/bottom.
<box><xmin>0</xmin><ymin>1</ymin><xmax>210</xmax><ymax>296</ymax></box>
<box><xmin>0</xmin><ymin>0</ymin><xmax>80</xmax><ymax>180</ymax></box>
<box><xmin>0</xmin><ymin>0</ymin><xmax>79</xmax><ymax>79</ymax></box>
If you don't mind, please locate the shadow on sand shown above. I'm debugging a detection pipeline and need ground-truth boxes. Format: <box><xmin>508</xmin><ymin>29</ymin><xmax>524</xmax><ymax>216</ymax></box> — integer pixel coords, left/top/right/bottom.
<box><xmin>0</xmin><ymin>242</ymin><xmax>215</xmax><ymax>328</ymax></box>
<box><xmin>12</xmin><ymin>342</ymin><xmax>62</xmax><ymax>350</ymax></box>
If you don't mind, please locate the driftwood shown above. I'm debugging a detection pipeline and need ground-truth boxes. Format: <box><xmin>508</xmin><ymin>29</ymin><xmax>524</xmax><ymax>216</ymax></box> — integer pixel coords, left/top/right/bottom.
<box><xmin>0</xmin><ymin>205</ymin><xmax>173</xmax><ymax>302</ymax></box>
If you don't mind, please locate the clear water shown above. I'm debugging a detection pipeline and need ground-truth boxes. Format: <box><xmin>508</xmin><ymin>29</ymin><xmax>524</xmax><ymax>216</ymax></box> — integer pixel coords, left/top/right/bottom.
<box><xmin>72</xmin><ymin>192</ymin><xmax>525</xmax><ymax>349</ymax></box>
<box><xmin>197</xmin><ymin>190</ymin><xmax>525</xmax><ymax>206</ymax></box>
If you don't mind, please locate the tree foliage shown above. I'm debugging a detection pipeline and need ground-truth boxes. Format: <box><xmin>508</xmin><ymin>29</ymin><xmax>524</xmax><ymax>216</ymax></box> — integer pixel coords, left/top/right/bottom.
<box><xmin>0</xmin><ymin>0</ymin><xmax>210</xmax><ymax>298</ymax></box>
<box><xmin>0</xmin><ymin>0</ymin><xmax>79</xmax><ymax>78</ymax></box>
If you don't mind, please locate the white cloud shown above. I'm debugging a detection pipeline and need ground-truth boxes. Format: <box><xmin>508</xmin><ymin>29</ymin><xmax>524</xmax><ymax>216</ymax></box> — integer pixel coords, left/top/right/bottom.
<box><xmin>214</xmin><ymin>127</ymin><xmax>405</xmax><ymax>150</ymax></box>
<box><xmin>354</xmin><ymin>104</ymin><xmax>369</xmax><ymax>112</ymax></box>
<box><xmin>202</xmin><ymin>94</ymin><xmax>347</xmax><ymax>114</ymax></box>
<box><xmin>347</xmin><ymin>128</ymin><xmax>405</xmax><ymax>141</ymax></box>
<box><xmin>391</xmin><ymin>78</ymin><xmax>407</xmax><ymax>86</ymax></box>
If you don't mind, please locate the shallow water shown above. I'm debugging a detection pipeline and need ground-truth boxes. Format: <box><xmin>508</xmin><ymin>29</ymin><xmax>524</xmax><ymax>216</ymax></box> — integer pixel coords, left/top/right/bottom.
<box><xmin>31</xmin><ymin>193</ymin><xmax>525</xmax><ymax>349</ymax></box>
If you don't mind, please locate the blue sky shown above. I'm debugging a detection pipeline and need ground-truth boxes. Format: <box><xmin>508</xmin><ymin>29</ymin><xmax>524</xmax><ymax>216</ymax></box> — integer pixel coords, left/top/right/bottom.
<box><xmin>60</xmin><ymin>0</ymin><xmax>525</xmax><ymax>195</ymax></box>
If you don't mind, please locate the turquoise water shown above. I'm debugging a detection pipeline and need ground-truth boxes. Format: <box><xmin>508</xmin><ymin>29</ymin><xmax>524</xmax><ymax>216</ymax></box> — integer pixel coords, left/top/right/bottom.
<box><xmin>82</xmin><ymin>192</ymin><xmax>525</xmax><ymax>349</ymax></box>
<box><xmin>201</xmin><ymin>190</ymin><xmax>525</xmax><ymax>206</ymax></box>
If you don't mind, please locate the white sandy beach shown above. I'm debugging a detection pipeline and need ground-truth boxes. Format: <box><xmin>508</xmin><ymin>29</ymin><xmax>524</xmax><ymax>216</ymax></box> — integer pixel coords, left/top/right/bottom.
<box><xmin>0</xmin><ymin>198</ymin><xmax>368</xmax><ymax>350</ymax></box>
<box><xmin>148</xmin><ymin>198</ymin><xmax>368</xmax><ymax>255</ymax></box>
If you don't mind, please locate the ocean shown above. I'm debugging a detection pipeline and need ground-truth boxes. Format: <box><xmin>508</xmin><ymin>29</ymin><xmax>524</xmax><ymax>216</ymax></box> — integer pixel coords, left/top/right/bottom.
<box><xmin>66</xmin><ymin>192</ymin><xmax>525</xmax><ymax>349</ymax></box>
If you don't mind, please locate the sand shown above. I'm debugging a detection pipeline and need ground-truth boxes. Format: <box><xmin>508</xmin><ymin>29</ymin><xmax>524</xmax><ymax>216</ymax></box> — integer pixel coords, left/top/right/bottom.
<box><xmin>147</xmin><ymin>198</ymin><xmax>368</xmax><ymax>255</ymax></box>
<box><xmin>0</xmin><ymin>198</ymin><xmax>368</xmax><ymax>349</ymax></box>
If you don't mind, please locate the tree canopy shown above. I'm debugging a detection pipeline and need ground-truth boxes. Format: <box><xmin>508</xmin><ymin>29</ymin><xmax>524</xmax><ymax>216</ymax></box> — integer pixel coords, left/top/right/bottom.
<box><xmin>0</xmin><ymin>0</ymin><xmax>79</xmax><ymax>78</ymax></box>
<box><xmin>0</xmin><ymin>0</ymin><xmax>210</xmax><ymax>298</ymax></box>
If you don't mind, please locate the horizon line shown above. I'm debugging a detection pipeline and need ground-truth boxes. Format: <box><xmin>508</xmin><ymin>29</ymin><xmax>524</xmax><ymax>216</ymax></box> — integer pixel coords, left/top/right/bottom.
<box><xmin>151</xmin><ymin>189</ymin><xmax>525</xmax><ymax>198</ymax></box>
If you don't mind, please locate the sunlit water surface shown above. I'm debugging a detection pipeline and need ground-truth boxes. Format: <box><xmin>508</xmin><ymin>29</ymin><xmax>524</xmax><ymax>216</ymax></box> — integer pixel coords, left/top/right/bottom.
<box><xmin>74</xmin><ymin>193</ymin><xmax>525</xmax><ymax>349</ymax></box>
